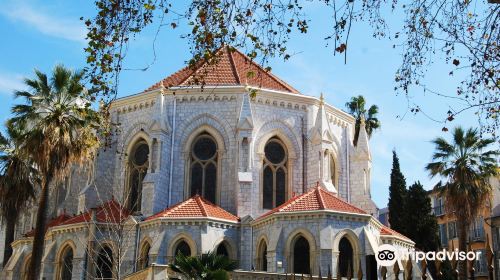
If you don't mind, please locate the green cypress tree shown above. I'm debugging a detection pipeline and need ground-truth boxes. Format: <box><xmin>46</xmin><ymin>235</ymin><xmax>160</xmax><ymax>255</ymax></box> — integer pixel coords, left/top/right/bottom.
<box><xmin>405</xmin><ymin>181</ymin><xmax>439</xmax><ymax>252</ymax></box>
<box><xmin>388</xmin><ymin>150</ymin><xmax>407</xmax><ymax>233</ymax></box>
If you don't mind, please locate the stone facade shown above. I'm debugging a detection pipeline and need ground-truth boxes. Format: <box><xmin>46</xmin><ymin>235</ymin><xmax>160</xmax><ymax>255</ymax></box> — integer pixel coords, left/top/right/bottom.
<box><xmin>0</xmin><ymin>51</ymin><xmax>413</xmax><ymax>279</ymax></box>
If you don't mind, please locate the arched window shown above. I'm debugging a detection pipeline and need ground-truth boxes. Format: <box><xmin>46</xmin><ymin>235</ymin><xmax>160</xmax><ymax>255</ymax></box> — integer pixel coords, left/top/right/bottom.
<box><xmin>330</xmin><ymin>155</ymin><xmax>336</xmax><ymax>185</ymax></box>
<box><xmin>126</xmin><ymin>140</ymin><xmax>149</xmax><ymax>212</ymax></box>
<box><xmin>293</xmin><ymin>236</ymin><xmax>310</xmax><ymax>274</ymax></box>
<box><xmin>257</xmin><ymin>240</ymin><xmax>268</xmax><ymax>271</ymax></box>
<box><xmin>58</xmin><ymin>246</ymin><xmax>74</xmax><ymax>280</ymax></box>
<box><xmin>339</xmin><ymin>237</ymin><xmax>354</xmax><ymax>277</ymax></box>
<box><xmin>137</xmin><ymin>242</ymin><xmax>151</xmax><ymax>271</ymax></box>
<box><xmin>262</xmin><ymin>137</ymin><xmax>287</xmax><ymax>209</ymax></box>
<box><xmin>21</xmin><ymin>255</ymin><xmax>32</xmax><ymax>280</ymax></box>
<box><xmin>96</xmin><ymin>246</ymin><xmax>113</xmax><ymax>279</ymax></box>
<box><xmin>189</xmin><ymin>133</ymin><xmax>218</xmax><ymax>203</ymax></box>
<box><xmin>174</xmin><ymin>240</ymin><xmax>192</xmax><ymax>257</ymax></box>
<box><xmin>216</xmin><ymin>242</ymin><xmax>229</xmax><ymax>258</ymax></box>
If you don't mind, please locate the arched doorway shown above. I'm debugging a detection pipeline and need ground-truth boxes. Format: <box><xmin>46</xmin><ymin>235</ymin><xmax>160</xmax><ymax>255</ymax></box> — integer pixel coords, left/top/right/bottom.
<box><xmin>293</xmin><ymin>236</ymin><xmax>310</xmax><ymax>274</ymax></box>
<box><xmin>174</xmin><ymin>240</ymin><xmax>192</xmax><ymax>257</ymax></box>
<box><xmin>58</xmin><ymin>246</ymin><xmax>74</xmax><ymax>280</ymax></box>
<box><xmin>96</xmin><ymin>246</ymin><xmax>113</xmax><ymax>279</ymax></box>
<box><xmin>216</xmin><ymin>242</ymin><xmax>229</xmax><ymax>258</ymax></box>
<box><xmin>137</xmin><ymin>242</ymin><xmax>151</xmax><ymax>270</ymax></box>
<box><xmin>339</xmin><ymin>237</ymin><xmax>354</xmax><ymax>277</ymax></box>
<box><xmin>257</xmin><ymin>240</ymin><xmax>268</xmax><ymax>271</ymax></box>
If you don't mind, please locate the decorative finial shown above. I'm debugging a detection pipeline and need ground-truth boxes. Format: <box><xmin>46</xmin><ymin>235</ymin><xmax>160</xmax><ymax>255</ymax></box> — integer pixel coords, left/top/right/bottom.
<box><xmin>160</xmin><ymin>83</ymin><xmax>166</xmax><ymax>95</ymax></box>
<box><xmin>319</xmin><ymin>93</ymin><xmax>324</xmax><ymax>105</ymax></box>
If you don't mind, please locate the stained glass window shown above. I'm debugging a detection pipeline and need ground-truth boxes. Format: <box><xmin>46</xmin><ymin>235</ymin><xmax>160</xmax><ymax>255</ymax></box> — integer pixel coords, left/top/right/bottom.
<box><xmin>127</xmin><ymin>141</ymin><xmax>149</xmax><ymax>212</ymax></box>
<box><xmin>190</xmin><ymin>134</ymin><xmax>218</xmax><ymax>203</ymax></box>
<box><xmin>262</xmin><ymin>138</ymin><xmax>287</xmax><ymax>209</ymax></box>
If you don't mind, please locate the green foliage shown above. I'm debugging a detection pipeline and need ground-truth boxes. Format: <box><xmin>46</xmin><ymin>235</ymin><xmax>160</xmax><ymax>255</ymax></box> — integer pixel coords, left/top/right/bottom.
<box><xmin>10</xmin><ymin>65</ymin><xmax>101</xmax><ymax>280</ymax></box>
<box><xmin>170</xmin><ymin>250</ymin><xmax>238</xmax><ymax>280</ymax></box>
<box><xmin>426</xmin><ymin>126</ymin><xmax>498</xmax><ymax>279</ymax></box>
<box><xmin>388</xmin><ymin>150</ymin><xmax>407</xmax><ymax>234</ymax></box>
<box><xmin>404</xmin><ymin>181</ymin><xmax>438</xmax><ymax>252</ymax></box>
<box><xmin>0</xmin><ymin>122</ymin><xmax>38</xmax><ymax>265</ymax></box>
<box><xmin>345</xmin><ymin>95</ymin><xmax>380</xmax><ymax>146</ymax></box>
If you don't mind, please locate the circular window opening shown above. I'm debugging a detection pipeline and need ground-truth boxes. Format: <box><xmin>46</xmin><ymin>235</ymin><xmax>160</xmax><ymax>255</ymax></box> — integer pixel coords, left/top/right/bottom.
<box><xmin>193</xmin><ymin>136</ymin><xmax>217</xmax><ymax>160</ymax></box>
<box><xmin>265</xmin><ymin>140</ymin><xmax>286</xmax><ymax>164</ymax></box>
<box><xmin>133</xmin><ymin>143</ymin><xmax>149</xmax><ymax>166</ymax></box>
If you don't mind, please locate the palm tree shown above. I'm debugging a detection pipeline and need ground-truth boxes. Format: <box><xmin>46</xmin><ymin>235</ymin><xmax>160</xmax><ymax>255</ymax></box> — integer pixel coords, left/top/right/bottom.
<box><xmin>10</xmin><ymin>65</ymin><xmax>101</xmax><ymax>280</ymax></box>
<box><xmin>0</xmin><ymin>121</ymin><xmax>37</xmax><ymax>266</ymax></box>
<box><xmin>171</xmin><ymin>251</ymin><xmax>238</xmax><ymax>280</ymax></box>
<box><xmin>426</xmin><ymin>127</ymin><xmax>498</xmax><ymax>280</ymax></box>
<box><xmin>345</xmin><ymin>95</ymin><xmax>380</xmax><ymax>146</ymax></box>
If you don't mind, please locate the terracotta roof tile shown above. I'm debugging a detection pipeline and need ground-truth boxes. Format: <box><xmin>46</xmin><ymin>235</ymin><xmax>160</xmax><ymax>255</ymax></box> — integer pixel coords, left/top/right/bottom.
<box><xmin>24</xmin><ymin>213</ymin><xmax>72</xmax><ymax>237</ymax></box>
<box><xmin>380</xmin><ymin>225</ymin><xmax>412</xmax><ymax>242</ymax></box>
<box><xmin>256</xmin><ymin>186</ymin><xmax>367</xmax><ymax>221</ymax></box>
<box><xmin>146</xmin><ymin>195</ymin><xmax>239</xmax><ymax>223</ymax></box>
<box><xmin>60</xmin><ymin>200</ymin><xmax>130</xmax><ymax>226</ymax></box>
<box><xmin>144</xmin><ymin>46</ymin><xmax>299</xmax><ymax>94</ymax></box>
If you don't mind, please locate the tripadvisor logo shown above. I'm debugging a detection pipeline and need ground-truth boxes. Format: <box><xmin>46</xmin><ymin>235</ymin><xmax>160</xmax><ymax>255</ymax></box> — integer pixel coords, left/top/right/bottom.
<box><xmin>375</xmin><ymin>244</ymin><xmax>481</xmax><ymax>267</ymax></box>
<box><xmin>376</xmin><ymin>244</ymin><xmax>399</xmax><ymax>266</ymax></box>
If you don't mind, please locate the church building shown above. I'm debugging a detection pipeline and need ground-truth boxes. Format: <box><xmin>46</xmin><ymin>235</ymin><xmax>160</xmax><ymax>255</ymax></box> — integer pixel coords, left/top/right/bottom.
<box><xmin>0</xmin><ymin>47</ymin><xmax>414</xmax><ymax>279</ymax></box>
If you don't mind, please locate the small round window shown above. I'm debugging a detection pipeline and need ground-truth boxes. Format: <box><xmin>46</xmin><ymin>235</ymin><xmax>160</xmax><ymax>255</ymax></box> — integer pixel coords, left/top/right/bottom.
<box><xmin>264</xmin><ymin>140</ymin><xmax>286</xmax><ymax>164</ymax></box>
<box><xmin>193</xmin><ymin>136</ymin><xmax>217</xmax><ymax>160</ymax></box>
<box><xmin>133</xmin><ymin>143</ymin><xmax>149</xmax><ymax>166</ymax></box>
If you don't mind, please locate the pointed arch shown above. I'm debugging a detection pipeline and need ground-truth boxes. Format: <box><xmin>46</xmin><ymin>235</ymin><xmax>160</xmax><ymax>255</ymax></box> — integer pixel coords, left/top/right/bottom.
<box><xmin>125</xmin><ymin>134</ymin><xmax>151</xmax><ymax>212</ymax></box>
<box><xmin>55</xmin><ymin>240</ymin><xmax>76</xmax><ymax>280</ymax></box>
<box><xmin>255</xmin><ymin>235</ymin><xmax>269</xmax><ymax>271</ymax></box>
<box><xmin>167</xmin><ymin>233</ymin><xmax>197</xmax><ymax>262</ymax></box>
<box><xmin>137</xmin><ymin>238</ymin><xmax>152</xmax><ymax>270</ymax></box>
<box><xmin>184</xmin><ymin>127</ymin><xmax>222</xmax><ymax>204</ymax></box>
<box><xmin>285</xmin><ymin>228</ymin><xmax>317</xmax><ymax>275</ymax></box>
<box><xmin>333</xmin><ymin>229</ymin><xmax>362</xmax><ymax>276</ymax></box>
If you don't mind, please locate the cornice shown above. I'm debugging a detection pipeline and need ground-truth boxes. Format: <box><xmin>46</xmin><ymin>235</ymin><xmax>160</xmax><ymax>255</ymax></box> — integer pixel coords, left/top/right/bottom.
<box><xmin>251</xmin><ymin>210</ymin><xmax>371</xmax><ymax>228</ymax></box>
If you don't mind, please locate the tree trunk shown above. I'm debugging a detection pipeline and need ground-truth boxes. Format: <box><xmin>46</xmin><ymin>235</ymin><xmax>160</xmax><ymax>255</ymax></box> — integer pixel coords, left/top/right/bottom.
<box><xmin>457</xmin><ymin>220</ymin><xmax>468</xmax><ymax>280</ymax></box>
<box><xmin>28</xmin><ymin>175</ymin><xmax>51</xmax><ymax>280</ymax></box>
<box><xmin>2</xmin><ymin>214</ymin><xmax>17</xmax><ymax>266</ymax></box>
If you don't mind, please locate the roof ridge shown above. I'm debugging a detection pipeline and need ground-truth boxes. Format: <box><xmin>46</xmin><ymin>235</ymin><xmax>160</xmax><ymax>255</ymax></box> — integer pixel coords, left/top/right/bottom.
<box><xmin>227</xmin><ymin>47</ymin><xmax>241</xmax><ymax>84</ymax></box>
<box><xmin>316</xmin><ymin>187</ymin><xmax>326</xmax><ymax>209</ymax></box>
<box><xmin>231</xmin><ymin>48</ymin><xmax>299</xmax><ymax>93</ymax></box>
<box><xmin>195</xmin><ymin>195</ymin><xmax>208</xmax><ymax>217</ymax></box>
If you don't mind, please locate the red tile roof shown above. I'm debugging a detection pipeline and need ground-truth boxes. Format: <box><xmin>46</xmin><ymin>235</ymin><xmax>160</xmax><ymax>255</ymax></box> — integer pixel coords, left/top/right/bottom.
<box><xmin>256</xmin><ymin>186</ymin><xmax>367</xmax><ymax>221</ymax></box>
<box><xmin>380</xmin><ymin>225</ymin><xmax>412</xmax><ymax>242</ymax></box>
<box><xmin>59</xmin><ymin>200</ymin><xmax>130</xmax><ymax>226</ymax></box>
<box><xmin>24</xmin><ymin>213</ymin><xmax>72</xmax><ymax>237</ymax></box>
<box><xmin>144</xmin><ymin>46</ymin><xmax>299</xmax><ymax>94</ymax></box>
<box><xmin>146</xmin><ymin>195</ymin><xmax>239</xmax><ymax>223</ymax></box>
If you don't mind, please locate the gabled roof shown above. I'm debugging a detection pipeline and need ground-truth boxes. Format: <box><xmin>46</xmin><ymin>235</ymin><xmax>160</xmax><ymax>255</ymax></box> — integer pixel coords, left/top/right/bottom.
<box><xmin>146</xmin><ymin>195</ymin><xmax>239</xmax><ymax>223</ymax></box>
<box><xmin>380</xmin><ymin>225</ymin><xmax>412</xmax><ymax>242</ymax></box>
<box><xmin>25</xmin><ymin>213</ymin><xmax>72</xmax><ymax>237</ymax></box>
<box><xmin>256</xmin><ymin>186</ymin><xmax>367</xmax><ymax>221</ymax></box>
<box><xmin>144</xmin><ymin>46</ymin><xmax>299</xmax><ymax>94</ymax></box>
<box><xmin>59</xmin><ymin>200</ymin><xmax>130</xmax><ymax>226</ymax></box>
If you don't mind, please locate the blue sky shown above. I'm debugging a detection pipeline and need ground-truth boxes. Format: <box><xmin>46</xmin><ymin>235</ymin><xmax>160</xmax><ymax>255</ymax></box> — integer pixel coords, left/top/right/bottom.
<box><xmin>0</xmin><ymin>0</ymin><xmax>478</xmax><ymax>208</ymax></box>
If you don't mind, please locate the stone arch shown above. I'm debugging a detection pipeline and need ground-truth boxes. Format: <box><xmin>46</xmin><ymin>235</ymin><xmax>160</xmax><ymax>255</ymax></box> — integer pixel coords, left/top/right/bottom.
<box><xmin>285</xmin><ymin>228</ymin><xmax>317</xmax><ymax>274</ymax></box>
<box><xmin>255</xmin><ymin>120</ymin><xmax>301</xmax><ymax>160</ymax></box>
<box><xmin>333</xmin><ymin>229</ymin><xmax>362</xmax><ymax>276</ymax></box>
<box><xmin>123</xmin><ymin>132</ymin><xmax>152</xmax><ymax>212</ymax></box>
<box><xmin>137</xmin><ymin>237</ymin><xmax>152</xmax><ymax>270</ymax></box>
<box><xmin>255</xmin><ymin>235</ymin><xmax>269</xmax><ymax>271</ymax></box>
<box><xmin>21</xmin><ymin>253</ymin><xmax>32</xmax><ymax>280</ymax></box>
<box><xmin>55</xmin><ymin>240</ymin><xmax>76</xmax><ymax>280</ymax></box>
<box><xmin>182</xmin><ymin>125</ymin><xmax>225</xmax><ymax>203</ymax></box>
<box><xmin>167</xmin><ymin>233</ymin><xmax>197</xmax><ymax>260</ymax></box>
<box><xmin>175</xmin><ymin>114</ymin><xmax>235</xmax><ymax>205</ymax></box>
<box><xmin>177</xmin><ymin>113</ymin><xmax>234</xmax><ymax>153</ymax></box>
<box><xmin>213</xmin><ymin>237</ymin><xmax>237</xmax><ymax>260</ymax></box>
<box><xmin>323</xmin><ymin>148</ymin><xmax>341</xmax><ymax>188</ymax></box>
<box><xmin>95</xmin><ymin>242</ymin><xmax>115</xmax><ymax>280</ymax></box>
